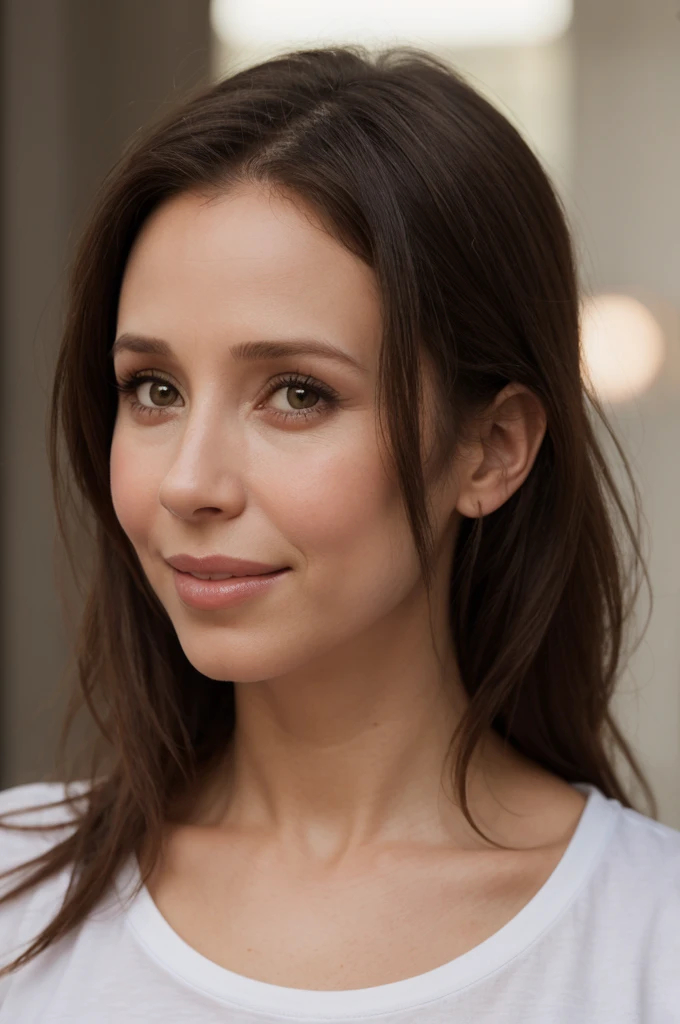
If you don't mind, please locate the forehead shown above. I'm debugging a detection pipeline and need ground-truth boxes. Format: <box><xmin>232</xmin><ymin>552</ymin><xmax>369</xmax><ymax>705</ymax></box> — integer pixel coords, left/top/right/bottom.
<box><xmin>116</xmin><ymin>183</ymin><xmax>382</xmax><ymax>353</ymax></box>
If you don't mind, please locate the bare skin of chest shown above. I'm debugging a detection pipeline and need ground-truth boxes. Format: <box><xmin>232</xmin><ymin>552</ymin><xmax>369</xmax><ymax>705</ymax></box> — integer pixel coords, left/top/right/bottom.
<box><xmin>145</xmin><ymin>816</ymin><xmax>577</xmax><ymax>991</ymax></box>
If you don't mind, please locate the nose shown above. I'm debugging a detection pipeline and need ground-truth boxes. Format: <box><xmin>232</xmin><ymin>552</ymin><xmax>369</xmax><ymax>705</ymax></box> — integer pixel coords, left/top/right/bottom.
<box><xmin>157</xmin><ymin>411</ymin><xmax>247</xmax><ymax>522</ymax></box>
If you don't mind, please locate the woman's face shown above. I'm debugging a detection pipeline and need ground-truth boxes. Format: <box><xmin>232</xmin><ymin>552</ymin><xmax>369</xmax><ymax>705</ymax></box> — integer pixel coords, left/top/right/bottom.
<box><xmin>111</xmin><ymin>183</ymin><xmax>457</xmax><ymax>683</ymax></box>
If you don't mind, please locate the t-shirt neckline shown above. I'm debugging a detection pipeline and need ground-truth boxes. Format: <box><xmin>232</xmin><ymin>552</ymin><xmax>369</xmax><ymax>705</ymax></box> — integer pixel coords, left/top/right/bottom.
<box><xmin>116</xmin><ymin>782</ymin><xmax>618</xmax><ymax>1019</ymax></box>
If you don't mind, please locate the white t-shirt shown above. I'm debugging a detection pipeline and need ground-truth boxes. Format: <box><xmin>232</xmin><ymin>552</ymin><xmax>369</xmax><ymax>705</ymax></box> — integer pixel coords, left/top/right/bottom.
<box><xmin>0</xmin><ymin>778</ymin><xmax>678</xmax><ymax>1022</ymax></box>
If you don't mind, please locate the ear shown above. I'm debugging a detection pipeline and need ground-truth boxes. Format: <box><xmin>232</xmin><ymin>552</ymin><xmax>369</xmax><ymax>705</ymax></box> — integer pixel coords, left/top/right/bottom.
<box><xmin>454</xmin><ymin>384</ymin><xmax>547</xmax><ymax>519</ymax></box>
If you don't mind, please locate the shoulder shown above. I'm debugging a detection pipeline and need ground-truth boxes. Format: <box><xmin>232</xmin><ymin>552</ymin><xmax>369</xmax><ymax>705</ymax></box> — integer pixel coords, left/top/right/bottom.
<box><xmin>0</xmin><ymin>780</ymin><xmax>90</xmax><ymax>923</ymax></box>
<box><xmin>0</xmin><ymin>780</ymin><xmax>90</xmax><ymax>876</ymax></box>
<box><xmin>608</xmin><ymin>800</ymin><xmax>680</xmax><ymax>874</ymax></box>
<box><xmin>0</xmin><ymin>780</ymin><xmax>91</xmax><ymax>977</ymax></box>
<box><xmin>586</xmin><ymin>792</ymin><xmax>680</xmax><ymax>902</ymax></box>
<box><xmin>579</xmin><ymin>798</ymin><xmax>680</xmax><ymax>1012</ymax></box>
<box><xmin>0</xmin><ymin>779</ymin><xmax>90</xmax><ymax>821</ymax></box>
<box><xmin>583</xmin><ymin>796</ymin><xmax>680</xmax><ymax>959</ymax></box>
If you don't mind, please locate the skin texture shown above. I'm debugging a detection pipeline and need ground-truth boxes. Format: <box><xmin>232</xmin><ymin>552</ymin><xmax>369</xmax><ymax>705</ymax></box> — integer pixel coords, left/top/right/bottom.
<box><xmin>110</xmin><ymin>183</ymin><xmax>587</xmax><ymax>985</ymax></box>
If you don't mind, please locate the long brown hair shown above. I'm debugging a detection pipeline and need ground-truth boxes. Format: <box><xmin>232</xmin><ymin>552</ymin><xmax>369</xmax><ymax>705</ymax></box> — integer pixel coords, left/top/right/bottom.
<box><xmin>0</xmin><ymin>44</ymin><xmax>655</xmax><ymax>979</ymax></box>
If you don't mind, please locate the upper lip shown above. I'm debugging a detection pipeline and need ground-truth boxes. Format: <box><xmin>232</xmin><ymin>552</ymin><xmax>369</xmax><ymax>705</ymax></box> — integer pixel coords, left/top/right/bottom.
<box><xmin>166</xmin><ymin>553</ymin><xmax>287</xmax><ymax>576</ymax></box>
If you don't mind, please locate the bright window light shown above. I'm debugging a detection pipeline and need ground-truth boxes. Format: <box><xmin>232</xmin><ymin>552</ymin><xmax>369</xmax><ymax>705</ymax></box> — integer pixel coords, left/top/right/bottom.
<box><xmin>580</xmin><ymin>294</ymin><xmax>666</xmax><ymax>404</ymax></box>
<box><xmin>211</xmin><ymin>0</ymin><xmax>573</xmax><ymax>49</ymax></box>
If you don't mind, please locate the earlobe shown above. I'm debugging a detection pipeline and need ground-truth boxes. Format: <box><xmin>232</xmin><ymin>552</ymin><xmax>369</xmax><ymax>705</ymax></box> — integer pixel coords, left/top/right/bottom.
<box><xmin>456</xmin><ymin>493</ymin><xmax>486</xmax><ymax>519</ymax></box>
<box><xmin>453</xmin><ymin>384</ymin><xmax>547</xmax><ymax>520</ymax></box>
<box><xmin>455</xmin><ymin>469</ymin><xmax>495</xmax><ymax>520</ymax></box>
<box><xmin>452</xmin><ymin>437</ymin><xmax>488</xmax><ymax>519</ymax></box>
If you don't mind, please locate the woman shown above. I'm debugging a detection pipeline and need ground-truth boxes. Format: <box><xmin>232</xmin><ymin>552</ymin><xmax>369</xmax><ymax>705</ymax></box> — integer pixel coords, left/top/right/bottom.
<box><xmin>0</xmin><ymin>45</ymin><xmax>677</xmax><ymax>1021</ymax></box>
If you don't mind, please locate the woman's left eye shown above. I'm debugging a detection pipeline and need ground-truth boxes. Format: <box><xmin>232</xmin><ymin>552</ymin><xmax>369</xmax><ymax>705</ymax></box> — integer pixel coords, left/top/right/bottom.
<box><xmin>113</xmin><ymin>371</ymin><xmax>340</xmax><ymax>424</ymax></box>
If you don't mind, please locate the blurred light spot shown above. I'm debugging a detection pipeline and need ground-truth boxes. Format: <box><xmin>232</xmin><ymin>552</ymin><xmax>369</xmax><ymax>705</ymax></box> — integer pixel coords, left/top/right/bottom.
<box><xmin>580</xmin><ymin>294</ymin><xmax>666</xmax><ymax>403</ymax></box>
<box><xmin>211</xmin><ymin>0</ymin><xmax>573</xmax><ymax>49</ymax></box>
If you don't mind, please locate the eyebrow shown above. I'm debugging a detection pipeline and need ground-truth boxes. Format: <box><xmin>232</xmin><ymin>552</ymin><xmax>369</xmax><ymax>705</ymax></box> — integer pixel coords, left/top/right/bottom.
<box><xmin>110</xmin><ymin>333</ymin><xmax>368</xmax><ymax>375</ymax></box>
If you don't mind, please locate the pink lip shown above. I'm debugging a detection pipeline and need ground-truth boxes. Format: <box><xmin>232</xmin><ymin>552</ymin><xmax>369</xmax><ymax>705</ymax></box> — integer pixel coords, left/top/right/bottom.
<box><xmin>166</xmin><ymin>553</ymin><xmax>286</xmax><ymax>576</ymax></box>
<box><xmin>172</xmin><ymin>567</ymin><xmax>290</xmax><ymax>610</ymax></box>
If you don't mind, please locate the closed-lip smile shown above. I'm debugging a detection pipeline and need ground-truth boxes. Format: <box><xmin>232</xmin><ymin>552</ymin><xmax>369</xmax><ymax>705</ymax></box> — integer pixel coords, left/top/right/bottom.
<box><xmin>165</xmin><ymin>553</ymin><xmax>288</xmax><ymax>577</ymax></box>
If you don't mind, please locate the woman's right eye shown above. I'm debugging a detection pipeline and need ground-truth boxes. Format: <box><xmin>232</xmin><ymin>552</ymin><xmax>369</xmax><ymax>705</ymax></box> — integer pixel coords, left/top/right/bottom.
<box><xmin>114</xmin><ymin>372</ymin><xmax>181</xmax><ymax>418</ymax></box>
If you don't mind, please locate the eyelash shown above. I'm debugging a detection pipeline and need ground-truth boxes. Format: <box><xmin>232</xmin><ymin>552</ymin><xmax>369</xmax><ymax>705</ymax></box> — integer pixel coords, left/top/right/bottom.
<box><xmin>112</xmin><ymin>369</ymin><xmax>340</xmax><ymax>424</ymax></box>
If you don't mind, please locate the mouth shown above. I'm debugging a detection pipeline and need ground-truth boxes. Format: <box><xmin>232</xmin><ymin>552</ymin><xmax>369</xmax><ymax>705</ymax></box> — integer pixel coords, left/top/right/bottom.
<box><xmin>179</xmin><ymin>568</ymin><xmax>289</xmax><ymax>581</ymax></box>
<box><xmin>171</xmin><ymin>566</ymin><xmax>291</xmax><ymax>610</ymax></box>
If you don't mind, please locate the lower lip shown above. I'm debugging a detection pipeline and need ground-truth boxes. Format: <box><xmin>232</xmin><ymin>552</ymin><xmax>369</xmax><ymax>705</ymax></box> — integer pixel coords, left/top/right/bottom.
<box><xmin>172</xmin><ymin>568</ymin><xmax>290</xmax><ymax>610</ymax></box>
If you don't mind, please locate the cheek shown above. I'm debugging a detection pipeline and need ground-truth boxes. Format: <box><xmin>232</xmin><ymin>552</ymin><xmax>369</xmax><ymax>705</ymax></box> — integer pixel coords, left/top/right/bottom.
<box><xmin>109</xmin><ymin>429</ymin><xmax>158</xmax><ymax>546</ymax></box>
<box><xmin>271</xmin><ymin>443</ymin><xmax>418</xmax><ymax>603</ymax></box>
<box><xmin>271</xmin><ymin>445</ymin><xmax>387</xmax><ymax>548</ymax></box>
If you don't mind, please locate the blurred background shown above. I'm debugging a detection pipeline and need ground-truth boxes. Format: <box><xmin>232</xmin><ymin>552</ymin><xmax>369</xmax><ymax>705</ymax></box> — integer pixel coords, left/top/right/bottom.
<box><xmin>1</xmin><ymin>0</ymin><xmax>678</xmax><ymax>824</ymax></box>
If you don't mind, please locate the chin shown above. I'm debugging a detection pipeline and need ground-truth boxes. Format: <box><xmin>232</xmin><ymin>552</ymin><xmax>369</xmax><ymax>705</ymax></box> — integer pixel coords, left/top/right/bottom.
<box><xmin>174</xmin><ymin>639</ymin><xmax>290</xmax><ymax>686</ymax></box>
